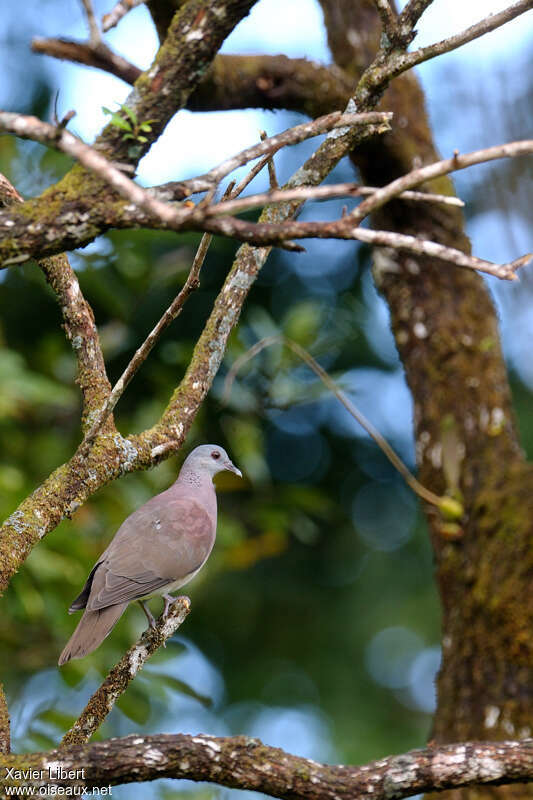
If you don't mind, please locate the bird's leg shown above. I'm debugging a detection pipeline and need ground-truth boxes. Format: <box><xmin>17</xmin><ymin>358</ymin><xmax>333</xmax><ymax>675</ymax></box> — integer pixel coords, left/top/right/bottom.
<box><xmin>139</xmin><ymin>599</ymin><xmax>157</xmax><ymax>630</ymax></box>
<box><xmin>162</xmin><ymin>593</ymin><xmax>176</xmax><ymax>619</ymax></box>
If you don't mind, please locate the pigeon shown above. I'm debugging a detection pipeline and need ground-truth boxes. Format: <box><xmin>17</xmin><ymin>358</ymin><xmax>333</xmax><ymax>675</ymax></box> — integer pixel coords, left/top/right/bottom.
<box><xmin>58</xmin><ymin>444</ymin><xmax>241</xmax><ymax>665</ymax></box>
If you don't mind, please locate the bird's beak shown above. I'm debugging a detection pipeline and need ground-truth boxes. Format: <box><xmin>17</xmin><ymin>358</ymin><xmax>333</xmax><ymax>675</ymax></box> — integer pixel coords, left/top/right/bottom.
<box><xmin>225</xmin><ymin>460</ymin><xmax>243</xmax><ymax>478</ymax></box>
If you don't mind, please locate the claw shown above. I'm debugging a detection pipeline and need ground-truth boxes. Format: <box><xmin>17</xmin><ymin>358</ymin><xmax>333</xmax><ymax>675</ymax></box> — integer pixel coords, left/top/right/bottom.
<box><xmin>139</xmin><ymin>599</ymin><xmax>157</xmax><ymax>629</ymax></box>
<box><xmin>162</xmin><ymin>593</ymin><xmax>175</xmax><ymax>619</ymax></box>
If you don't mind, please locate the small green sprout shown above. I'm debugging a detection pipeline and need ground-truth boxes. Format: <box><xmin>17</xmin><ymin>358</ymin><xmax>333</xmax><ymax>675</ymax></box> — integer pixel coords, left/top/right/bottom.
<box><xmin>102</xmin><ymin>104</ymin><xmax>156</xmax><ymax>144</ymax></box>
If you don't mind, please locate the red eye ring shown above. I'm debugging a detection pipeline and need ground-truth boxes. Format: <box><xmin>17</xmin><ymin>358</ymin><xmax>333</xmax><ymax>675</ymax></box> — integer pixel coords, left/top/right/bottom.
<box><xmin>211</xmin><ymin>451</ymin><xmax>221</xmax><ymax>459</ymax></box>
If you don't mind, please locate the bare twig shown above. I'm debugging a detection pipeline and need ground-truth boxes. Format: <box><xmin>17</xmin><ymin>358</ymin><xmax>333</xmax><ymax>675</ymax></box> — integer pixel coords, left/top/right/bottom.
<box><xmin>224</xmin><ymin>336</ymin><xmax>452</xmax><ymax>510</ymax></box>
<box><xmin>395</xmin><ymin>0</ymin><xmax>533</xmax><ymax>76</ymax></box>
<box><xmin>0</xmin><ymin>110</ymin><xmax>391</xmax><ymax>236</ymax></box>
<box><xmin>81</xmin><ymin>0</ymin><xmax>102</xmax><ymax>45</ymax></box>
<box><xmin>102</xmin><ymin>0</ymin><xmax>146</xmax><ymax>32</ymax></box>
<box><xmin>32</xmin><ymin>37</ymin><xmax>142</xmax><ymax>85</ymax></box>
<box><xmin>203</xmin><ymin>182</ymin><xmax>465</xmax><ymax>217</ymax></box>
<box><xmin>229</xmin><ymin>151</ymin><xmax>276</xmax><ymax>197</ymax></box>
<box><xmin>260</xmin><ymin>130</ymin><xmax>279</xmax><ymax>190</ymax></box>
<box><xmin>79</xmin><ymin>179</ymin><xmax>243</xmax><ymax>451</ymax></box>
<box><xmin>194</xmin><ymin>111</ymin><xmax>393</xmax><ymax>187</ymax></box>
<box><xmin>351</xmin><ymin>229</ymin><xmax>531</xmax><ymax>281</ymax></box>
<box><xmin>351</xmin><ymin>138</ymin><xmax>533</xmax><ymax>223</ymax></box>
<box><xmin>61</xmin><ymin>597</ymin><xmax>190</xmax><ymax>747</ymax></box>
<box><xmin>79</xmin><ymin>226</ymin><xmax>215</xmax><ymax>451</ymax></box>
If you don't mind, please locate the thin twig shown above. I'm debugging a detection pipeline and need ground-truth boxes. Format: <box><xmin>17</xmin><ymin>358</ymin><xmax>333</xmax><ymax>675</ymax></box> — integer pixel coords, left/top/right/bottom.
<box><xmin>230</xmin><ymin>151</ymin><xmax>277</xmax><ymax>197</ymax></box>
<box><xmin>350</xmin><ymin>138</ymin><xmax>533</xmax><ymax>223</ymax></box>
<box><xmin>79</xmin><ymin>222</ymin><xmax>218</xmax><ymax>451</ymax></box>
<box><xmin>80</xmin><ymin>0</ymin><xmax>102</xmax><ymax>45</ymax></box>
<box><xmin>397</xmin><ymin>0</ymin><xmax>435</xmax><ymax>36</ymax></box>
<box><xmin>79</xmin><ymin>178</ymin><xmax>244</xmax><ymax>451</ymax></box>
<box><xmin>60</xmin><ymin>597</ymin><xmax>190</xmax><ymax>747</ymax></box>
<box><xmin>350</xmin><ymin>229</ymin><xmax>530</xmax><ymax>281</ymax></box>
<box><xmin>396</xmin><ymin>0</ymin><xmax>533</xmax><ymax>76</ymax></box>
<box><xmin>0</xmin><ymin>110</ymin><xmax>391</xmax><ymax>234</ymax></box>
<box><xmin>203</xmin><ymin>182</ymin><xmax>465</xmax><ymax>217</ymax></box>
<box><xmin>223</xmin><ymin>336</ymin><xmax>449</xmax><ymax>509</ymax></box>
<box><xmin>102</xmin><ymin>0</ymin><xmax>145</xmax><ymax>32</ymax></box>
<box><xmin>261</xmin><ymin>130</ymin><xmax>279</xmax><ymax>190</ymax></box>
<box><xmin>195</xmin><ymin>111</ymin><xmax>393</xmax><ymax>187</ymax></box>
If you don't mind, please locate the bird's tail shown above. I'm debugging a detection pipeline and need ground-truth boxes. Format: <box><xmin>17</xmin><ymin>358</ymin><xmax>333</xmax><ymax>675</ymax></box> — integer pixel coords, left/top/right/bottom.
<box><xmin>58</xmin><ymin>602</ymin><xmax>128</xmax><ymax>665</ymax></box>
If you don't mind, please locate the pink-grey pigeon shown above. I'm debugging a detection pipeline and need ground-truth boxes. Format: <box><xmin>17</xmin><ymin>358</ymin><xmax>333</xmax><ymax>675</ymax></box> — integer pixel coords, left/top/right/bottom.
<box><xmin>58</xmin><ymin>445</ymin><xmax>241</xmax><ymax>665</ymax></box>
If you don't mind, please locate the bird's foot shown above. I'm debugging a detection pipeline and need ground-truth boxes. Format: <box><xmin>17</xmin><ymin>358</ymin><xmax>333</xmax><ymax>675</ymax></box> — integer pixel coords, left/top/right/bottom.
<box><xmin>162</xmin><ymin>593</ymin><xmax>175</xmax><ymax>620</ymax></box>
<box><xmin>139</xmin><ymin>600</ymin><xmax>157</xmax><ymax>630</ymax></box>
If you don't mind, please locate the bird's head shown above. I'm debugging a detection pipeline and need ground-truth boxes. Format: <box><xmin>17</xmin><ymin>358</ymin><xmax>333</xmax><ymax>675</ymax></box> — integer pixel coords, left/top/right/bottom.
<box><xmin>184</xmin><ymin>444</ymin><xmax>242</xmax><ymax>479</ymax></box>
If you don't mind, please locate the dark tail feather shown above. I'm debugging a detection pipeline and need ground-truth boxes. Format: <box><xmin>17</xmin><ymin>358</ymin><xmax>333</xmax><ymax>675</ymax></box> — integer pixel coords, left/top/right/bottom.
<box><xmin>58</xmin><ymin>602</ymin><xmax>127</xmax><ymax>665</ymax></box>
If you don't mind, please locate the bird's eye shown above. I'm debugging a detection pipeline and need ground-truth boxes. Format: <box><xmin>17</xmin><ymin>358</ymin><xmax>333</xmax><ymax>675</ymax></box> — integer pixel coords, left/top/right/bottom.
<box><xmin>211</xmin><ymin>451</ymin><xmax>221</xmax><ymax>460</ymax></box>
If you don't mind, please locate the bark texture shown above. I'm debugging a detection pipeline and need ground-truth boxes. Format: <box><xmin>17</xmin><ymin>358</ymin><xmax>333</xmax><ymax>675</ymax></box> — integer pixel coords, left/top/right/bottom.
<box><xmin>2</xmin><ymin>735</ymin><xmax>533</xmax><ymax>797</ymax></box>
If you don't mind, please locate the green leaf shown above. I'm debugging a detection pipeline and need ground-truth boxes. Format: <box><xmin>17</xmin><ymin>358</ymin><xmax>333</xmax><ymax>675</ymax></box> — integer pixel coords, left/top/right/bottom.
<box><xmin>122</xmin><ymin>104</ymin><xmax>138</xmax><ymax>126</ymax></box>
<box><xmin>146</xmin><ymin>672</ymin><xmax>213</xmax><ymax>708</ymax></box>
<box><xmin>116</xmin><ymin>687</ymin><xmax>151</xmax><ymax>723</ymax></box>
<box><xmin>102</xmin><ymin>107</ymin><xmax>133</xmax><ymax>131</ymax></box>
<box><xmin>35</xmin><ymin>708</ymin><xmax>76</xmax><ymax>732</ymax></box>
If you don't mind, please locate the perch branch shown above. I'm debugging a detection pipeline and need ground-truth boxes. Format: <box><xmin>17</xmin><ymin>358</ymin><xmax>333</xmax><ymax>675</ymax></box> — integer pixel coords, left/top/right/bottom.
<box><xmin>61</xmin><ymin>597</ymin><xmax>190</xmax><ymax>746</ymax></box>
<box><xmin>3</xmin><ymin>736</ymin><xmax>533</xmax><ymax>795</ymax></box>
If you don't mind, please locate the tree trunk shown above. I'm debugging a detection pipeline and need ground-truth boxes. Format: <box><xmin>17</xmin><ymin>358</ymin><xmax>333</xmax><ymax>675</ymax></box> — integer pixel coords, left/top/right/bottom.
<box><xmin>319</xmin><ymin>2</ymin><xmax>533</xmax><ymax>797</ymax></box>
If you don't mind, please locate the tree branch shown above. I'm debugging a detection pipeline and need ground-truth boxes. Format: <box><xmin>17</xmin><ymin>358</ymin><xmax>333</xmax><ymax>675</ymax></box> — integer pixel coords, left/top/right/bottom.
<box><xmin>0</xmin><ymin>110</ymin><xmax>391</xmax><ymax>265</ymax></box>
<box><xmin>80</xmin><ymin>0</ymin><xmax>102</xmax><ymax>45</ymax></box>
<box><xmin>376</xmin><ymin>0</ymin><xmax>533</xmax><ymax>86</ymax></box>
<box><xmin>0</xmin><ymin>110</ymin><xmax>390</xmax><ymax>230</ymax></box>
<box><xmin>32</xmin><ymin>37</ymin><xmax>142</xmax><ymax>85</ymax></box>
<box><xmin>31</xmin><ymin>40</ymin><xmax>353</xmax><ymax>121</ymax></box>
<box><xmin>372</xmin><ymin>0</ymin><xmax>398</xmax><ymax>42</ymax></box>
<box><xmin>351</xmin><ymin>139</ymin><xmax>533</xmax><ymax>223</ymax></box>
<box><xmin>61</xmin><ymin>597</ymin><xmax>190</xmax><ymax>747</ymax></box>
<box><xmin>3</xmin><ymin>736</ymin><xmax>533</xmax><ymax>796</ymax></box>
<box><xmin>102</xmin><ymin>0</ymin><xmax>145</xmax><ymax>32</ymax></box>
<box><xmin>201</xmin><ymin>183</ymin><xmax>465</xmax><ymax>217</ymax></box>
<box><xmin>78</xmin><ymin>181</ymin><xmax>238</xmax><ymax>453</ymax></box>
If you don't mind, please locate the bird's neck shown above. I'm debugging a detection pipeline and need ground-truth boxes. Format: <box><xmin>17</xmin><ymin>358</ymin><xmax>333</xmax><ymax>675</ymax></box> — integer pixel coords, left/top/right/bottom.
<box><xmin>176</xmin><ymin>467</ymin><xmax>213</xmax><ymax>491</ymax></box>
<box><xmin>174</xmin><ymin>468</ymin><xmax>217</xmax><ymax>520</ymax></box>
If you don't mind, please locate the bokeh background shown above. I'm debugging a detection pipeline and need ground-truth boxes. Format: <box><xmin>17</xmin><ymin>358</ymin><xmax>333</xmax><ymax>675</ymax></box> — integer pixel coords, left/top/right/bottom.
<box><xmin>1</xmin><ymin>1</ymin><xmax>532</xmax><ymax>798</ymax></box>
